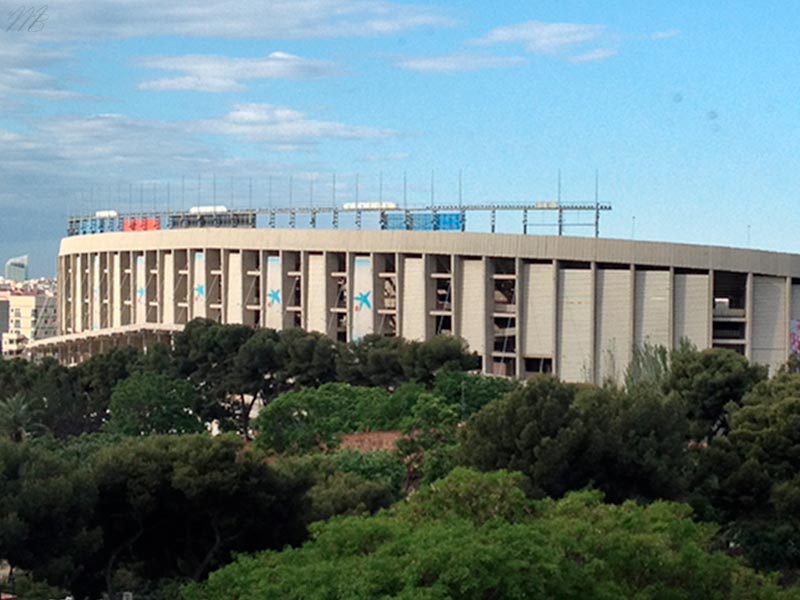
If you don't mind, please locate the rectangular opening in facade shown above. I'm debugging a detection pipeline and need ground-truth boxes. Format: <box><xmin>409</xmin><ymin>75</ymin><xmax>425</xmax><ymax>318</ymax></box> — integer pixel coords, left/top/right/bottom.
<box><xmin>713</xmin><ymin>320</ymin><xmax>746</xmax><ymax>341</ymax></box>
<box><xmin>493</xmin><ymin>279</ymin><xmax>515</xmax><ymax>312</ymax></box>
<box><xmin>381</xmin><ymin>277</ymin><xmax>397</xmax><ymax>310</ymax></box>
<box><xmin>288</xmin><ymin>278</ymin><xmax>302</xmax><ymax>308</ymax></box>
<box><xmin>206</xmin><ymin>249</ymin><xmax>221</xmax><ymax>272</ymax></box>
<box><xmin>336</xmin><ymin>313</ymin><xmax>347</xmax><ymax>342</ymax></box>
<box><xmin>596</xmin><ymin>262</ymin><xmax>629</xmax><ymax>270</ymax></box>
<box><xmin>493</xmin><ymin>316</ymin><xmax>516</xmax><ymax>353</ymax></box>
<box><xmin>334</xmin><ymin>277</ymin><xmax>347</xmax><ymax>309</ymax></box>
<box><xmin>330</xmin><ymin>252</ymin><xmax>346</xmax><ymax>273</ymax></box>
<box><xmin>435</xmin><ymin>314</ymin><xmax>452</xmax><ymax>335</ymax></box>
<box><xmin>380</xmin><ymin>254</ymin><xmax>396</xmax><ymax>273</ymax></box>
<box><xmin>675</xmin><ymin>267</ymin><xmax>708</xmax><ymax>275</ymax></box>
<box><xmin>377</xmin><ymin>313</ymin><xmax>397</xmax><ymax>336</ymax></box>
<box><xmin>560</xmin><ymin>260</ymin><xmax>591</xmax><ymax>270</ymax></box>
<box><xmin>492</xmin><ymin>357</ymin><xmax>516</xmax><ymax>377</ymax></box>
<box><xmin>243</xmin><ymin>250</ymin><xmax>260</xmax><ymax>272</ymax></box>
<box><xmin>285</xmin><ymin>251</ymin><xmax>301</xmax><ymax>273</ymax></box>
<box><xmin>434</xmin><ymin>278</ymin><xmax>452</xmax><ymax>311</ymax></box>
<box><xmin>493</xmin><ymin>258</ymin><xmax>515</xmax><ymax>275</ymax></box>
<box><xmin>431</xmin><ymin>254</ymin><xmax>452</xmax><ymax>274</ymax></box>
<box><xmin>714</xmin><ymin>271</ymin><xmax>747</xmax><ymax>313</ymax></box>
<box><xmin>524</xmin><ymin>357</ymin><xmax>553</xmax><ymax>375</ymax></box>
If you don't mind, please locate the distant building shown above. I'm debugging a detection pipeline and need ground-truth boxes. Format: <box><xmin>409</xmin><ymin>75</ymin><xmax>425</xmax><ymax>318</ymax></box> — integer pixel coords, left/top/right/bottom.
<box><xmin>0</xmin><ymin>291</ymin><xmax>8</xmax><ymax>356</ymax></box>
<box><xmin>4</xmin><ymin>255</ymin><xmax>28</xmax><ymax>283</ymax></box>
<box><xmin>1</xmin><ymin>291</ymin><xmax>57</xmax><ymax>359</ymax></box>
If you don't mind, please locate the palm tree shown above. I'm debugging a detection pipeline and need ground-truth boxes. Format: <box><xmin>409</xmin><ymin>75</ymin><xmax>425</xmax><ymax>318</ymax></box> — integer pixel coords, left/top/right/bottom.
<box><xmin>0</xmin><ymin>393</ymin><xmax>42</xmax><ymax>442</ymax></box>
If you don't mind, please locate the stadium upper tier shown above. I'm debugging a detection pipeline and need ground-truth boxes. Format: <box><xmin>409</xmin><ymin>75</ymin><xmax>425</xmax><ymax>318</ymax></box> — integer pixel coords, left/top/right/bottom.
<box><xmin>47</xmin><ymin>227</ymin><xmax>800</xmax><ymax>380</ymax></box>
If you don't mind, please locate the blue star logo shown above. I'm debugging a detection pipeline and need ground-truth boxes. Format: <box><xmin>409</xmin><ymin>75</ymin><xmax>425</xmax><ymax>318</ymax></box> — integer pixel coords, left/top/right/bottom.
<box><xmin>194</xmin><ymin>284</ymin><xmax>205</xmax><ymax>298</ymax></box>
<box><xmin>355</xmin><ymin>291</ymin><xmax>372</xmax><ymax>311</ymax></box>
<box><xmin>268</xmin><ymin>289</ymin><xmax>281</xmax><ymax>306</ymax></box>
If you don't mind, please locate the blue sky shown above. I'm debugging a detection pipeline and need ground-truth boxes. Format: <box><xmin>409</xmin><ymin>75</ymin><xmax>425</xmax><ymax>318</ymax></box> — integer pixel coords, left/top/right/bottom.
<box><xmin>1</xmin><ymin>1</ymin><xmax>799</xmax><ymax>275</ymax></box>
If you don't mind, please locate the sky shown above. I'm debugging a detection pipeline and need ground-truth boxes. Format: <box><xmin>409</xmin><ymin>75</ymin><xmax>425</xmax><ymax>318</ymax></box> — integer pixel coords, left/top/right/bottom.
<box><xmin>1</xmin><ymin>1</ymin><xmax>799</xmax><ymax>276</ymax></box>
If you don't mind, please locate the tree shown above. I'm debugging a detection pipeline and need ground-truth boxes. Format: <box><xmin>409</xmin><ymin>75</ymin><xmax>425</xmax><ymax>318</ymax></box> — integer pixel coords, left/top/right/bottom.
<box><xmin>172</xmin><ymin>319</ymin><xmax>255</xmax><ymax>426</ymax></box>
<box><xmin>271</xmin><ymin>450</ymin><xmax>405</xmax><ymax>524</ymax></box>
<box><xmin>401</xmin><ymin>335</ymin><xmax>480</xmax><ymax>385</ymax></box>
<box><xmin>689</xmin><ymin>371</ymin><xmax>800</xmax><ymax>570</ymax></box>
<box><xmin>459</xmin><ymin>377</ymin><xmax>689</xmax><ymax>502</ymax></box>
<box><xmin>0</xmin><ymin>393</ymin><xmax>43</xmax><ymax>442</ymax></box>
<box><xmin>252</xmin><ymin>383</ymin><xmax>392</xmax><ymax>454</ymax></box>
<box><xmin>305</xmin><ymin>471</ymin><xmax>396</xmax><ymax>523</ymax></box>
<box><xmin>230</xmin><ymin>327</ymin><xmax>340</xmax><ymax>436</ymax></box>
<box><xmin>0</xmin><ymin>357</ymin><xmax>86</xmax><ymax>438</ymax></box>
<box><xmin>432</xmin><ymin>370</ymin><xmax>518</xmax><ymax>420</ymax></box>
<box><xmin>106</xmin><ymin>372</ymin><xmax>203</xmax><ymax>435</ymax></box>
<box><xmin>183</xmin><ymin>469</ymin><xmax>799</xmax><ymax>600</ymax></box>
<box><xmin>458</xmin><ymin>376</ymin><xmax>583</xmax><ymax>498</ymax></box>
<box><xmin>397</xmin><ymin>392</ymin><xmax>460</xmax><ymax>487</ymax></box>
<box><xmin>336</xmin><ymin>334</ymin><xmax>407</xmax><ymax>388</ymax></box>
<box><xmin>82</xmin><ymin>435</ymin><xmax>308</xmax><ymax>599</ymax></box>
<box><xmin>0</xmin><ymin>439</ymin><xmax>100</xmax><ymax>590</ymax></box>
<box><xmin>576</xmin><ymin>383</ymin><xmax>689</xmax><ymax>502</ymax></box>
<box><xmin>666</xmin><ymin>342</ymin><xmax>767</xmax><ymax>440</ymax></box>
<box><xmin>624</xmin><ymin>341</ymin><xmax>670</xmax><ymax>389</ymax></box>
<box><xmin>73</xmin><ymin>347</ymin><xmax>143</xmax><ymax>434</ymax></box>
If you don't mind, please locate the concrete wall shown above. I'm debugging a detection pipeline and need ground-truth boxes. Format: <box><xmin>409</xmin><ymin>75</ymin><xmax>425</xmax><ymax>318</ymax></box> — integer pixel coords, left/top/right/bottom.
<box><xmin>752</xmin><ymin>275</ymin><xmax>787</xmax><ymax>374</ymax></box>
<box><xmin>56</xmin><ymin>229</ymin><xmax>800</xmax><ymax>380</ymax></box>
<box><xmin>595</xmin><ymin>268</ymin><xmax>631</xmax><ymax>383</ymax></box>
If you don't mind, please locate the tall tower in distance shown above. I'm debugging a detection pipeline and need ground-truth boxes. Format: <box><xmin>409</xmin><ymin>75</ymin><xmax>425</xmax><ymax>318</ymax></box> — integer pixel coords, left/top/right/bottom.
<box><xmin>4</xmin><ymin>255</ymin><xmax>28</xmax><ymax>283</ymax></box>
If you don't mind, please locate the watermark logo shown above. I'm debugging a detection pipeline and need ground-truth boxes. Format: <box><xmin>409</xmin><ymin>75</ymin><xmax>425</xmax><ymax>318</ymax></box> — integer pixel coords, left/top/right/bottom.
<box><xmin>6</xmin><ymin>5</ymin><xmax>48</xmax><ymax>32</ymax></box>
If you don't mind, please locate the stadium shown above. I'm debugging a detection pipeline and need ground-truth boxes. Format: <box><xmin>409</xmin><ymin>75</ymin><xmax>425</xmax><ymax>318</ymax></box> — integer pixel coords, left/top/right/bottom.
<box><xmin>30</xmin><ymin>202</ymin><xmax>800</xmax><ymax>381</ymax></box>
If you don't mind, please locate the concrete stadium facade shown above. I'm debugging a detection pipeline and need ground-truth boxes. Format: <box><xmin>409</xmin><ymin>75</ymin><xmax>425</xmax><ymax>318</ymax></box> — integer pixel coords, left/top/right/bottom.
<box><xmin>48</xmin><ymin>228</ymin><xmax>800</xmax><ymax>380</ymax></box>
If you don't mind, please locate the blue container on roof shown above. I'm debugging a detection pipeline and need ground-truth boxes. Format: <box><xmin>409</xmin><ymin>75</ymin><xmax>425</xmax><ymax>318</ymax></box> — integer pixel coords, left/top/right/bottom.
<box><xmin>385</xmin><ymin>213</ymin><xmax>407</xmax><ymax>230</ymax></box>
<box><xmin>411</xmin><ymin>213</ymin><xmax>434</xmax><ymax>231</ymax></box>
<box><xmin>435</xmin><ymin>213</ymin><xmax>463</xmax><ymax>231</ymax></box>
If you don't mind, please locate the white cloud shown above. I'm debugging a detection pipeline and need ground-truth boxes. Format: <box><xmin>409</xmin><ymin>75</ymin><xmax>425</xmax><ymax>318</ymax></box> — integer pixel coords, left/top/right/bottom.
<box><xmin>0</xmin><ymin>103</ymin><xmax>388</xmax><ymax>172</ymax></box>
<box><xmin>569</xmin><ymin>48</ymin><xmax>618</xmax><ymax>63</ymax></box>
<box><xmin>396</xmin><ymin>54</ymin><xmax>524</xmax><ymax>73</ymax></box>
<box><xmin>25</xmin><ymin>0</ymin><xmax>452</xmax><ymax>41</ymax></box>
<box><xmin>2</xmin><ymin>114</ymin><xmax>218</xmax><ymax>167</ymax></box>
<box><xmin>473</xmin><ymin>21</ymin><xmax>605</xmax><ymax>54</ymax></box>
<box><xmin>138</xmin><ymin>52</ymin><xmax>340</xmax><ymax>92</ymax></box>
<box><xmin>0</xmin><ymin>39</ymin><xmax>90</xmax><ymax>107</ymax></box>
<box><xmin>196</xmin><ymin>103</ymin><xmax>396</xmax><ymax>148</ymax></box>
<box><xmin>651</xmin><ymin>29</ymin><xmax>681</xmax><ymax>40</ymax></box>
